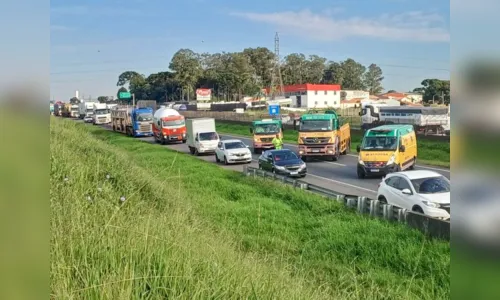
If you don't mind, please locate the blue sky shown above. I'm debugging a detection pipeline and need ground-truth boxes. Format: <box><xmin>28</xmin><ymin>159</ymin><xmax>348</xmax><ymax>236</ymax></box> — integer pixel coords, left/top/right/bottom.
<box><xmin>50</xmin><ymin>0</ymin><xmax>450</xmax><ymax>101</ymax></box>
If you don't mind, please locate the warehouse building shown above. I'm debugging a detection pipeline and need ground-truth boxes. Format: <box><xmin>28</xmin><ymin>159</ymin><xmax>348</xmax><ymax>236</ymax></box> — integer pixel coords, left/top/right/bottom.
<box><xmin>265</xmin><ymin>83</ymin><xmax>341</xmax><ymax>109</ymax></box>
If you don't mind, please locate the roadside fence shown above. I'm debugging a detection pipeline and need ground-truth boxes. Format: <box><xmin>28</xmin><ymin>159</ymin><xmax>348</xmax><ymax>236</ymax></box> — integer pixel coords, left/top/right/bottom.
<box><xmin>243</xmin><ymin>166</ymin><xmax>450</xmax><ymax>240</ymax></box>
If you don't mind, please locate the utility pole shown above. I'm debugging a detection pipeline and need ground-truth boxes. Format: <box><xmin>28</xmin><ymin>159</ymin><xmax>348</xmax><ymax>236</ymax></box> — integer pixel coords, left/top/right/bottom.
<box><xmin>270</xmin><ymin>32</ymin><xmax>285</xmax><ymax>100</ymax></box>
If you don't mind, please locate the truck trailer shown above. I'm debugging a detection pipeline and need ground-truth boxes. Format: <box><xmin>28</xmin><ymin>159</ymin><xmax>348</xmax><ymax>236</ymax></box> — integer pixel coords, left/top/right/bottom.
<box><xmin>111</xmin><ymin>106</ymin><xmax>153</xmax><ymax>137</ymax></box>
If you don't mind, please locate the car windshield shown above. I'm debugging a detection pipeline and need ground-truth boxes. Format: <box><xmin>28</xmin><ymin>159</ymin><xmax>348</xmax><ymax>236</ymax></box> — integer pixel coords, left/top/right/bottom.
<box><xmin>411</xmin><ymin>176</ymin><xmax>450</xmax><ymax>194</ymax></box>
<box><xmin>136</xmin><ymin>113</ymin><xmax>153</xmax><ymax>122</ymax></box>
<box><xmin>361</xmin><ymin>136</ymin><xmax>398</xmax><ymax>151</ymax></box>
<box><xmin>163</xmin><ymin>119</ymin><xmax>184</xmax><ymax>127</ymax></box>
<box><xmin>225</xmin><ymin>142</ymin><xmax>246</xmax><ymax>149</ymax></box>
<box><xmin>273</xmin><ymin>151</ymin><xmax>298</xmax><ymax>161</ymax></box>
<box><xmin>199</xmin><ymin>132</ymin><xmax>218</xmax><ymax>141</ymax></box>
<box><xmin>95</xmin><ymin>109</ymin><xmax>109</xmax><ymax>115</ymax></box>
<box><xmin>254</xmin><ymin>124</ymin><xmax>280</xmax><ymax>134</ymax></box>
<box><xmin>299</xmin><ymin>120</ymin><xmax>332</xmax><ymax>131</ymax></box>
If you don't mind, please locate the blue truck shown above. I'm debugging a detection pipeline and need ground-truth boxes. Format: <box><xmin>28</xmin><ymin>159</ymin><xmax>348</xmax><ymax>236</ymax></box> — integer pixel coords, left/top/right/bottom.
<box><xmin>111</xmin><ymin>106</ymin><xmax>154</xmax><ymax>137</ymax></box>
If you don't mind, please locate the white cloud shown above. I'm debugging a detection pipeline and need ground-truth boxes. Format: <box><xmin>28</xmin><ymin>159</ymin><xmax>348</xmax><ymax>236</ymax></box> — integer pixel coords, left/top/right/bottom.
<box><xmin>231</xmin><ymin>9</ymin><xmax>449</xmax><ymax>43</ymax></box>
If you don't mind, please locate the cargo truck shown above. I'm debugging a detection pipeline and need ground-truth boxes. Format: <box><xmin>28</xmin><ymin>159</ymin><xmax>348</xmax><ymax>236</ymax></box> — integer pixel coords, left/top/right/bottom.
<box><xmin>111</xmin><ymin>106</ymin><xmax>153</xmax><ymax>137</ymax></box>
<box><xmin>297</xmin><ymin>110</ymin><xmax>351</xmax><ymax>161</ymax></box>
<box><xmin>92</xmin><ymin>103</ymin><xmax>111</xmax><ymax>125</ymax></box>
<box><xmin>62</xmin><ymin>103</ymin><xmax>72</xmax><ymax>117</ymax></box>
<box><xmin>249</xmin><ymin>119</ymin><xmax>283</xmax><ymax>154</ymax></box>
<box><xmin>153</xmin><ymin>107</ymin><xmax>187</xmax><ymax>144</ymax></box>
<box><xmin>53</xmin><ymin>102</ymin><xmax>64</xmax><ymax>116</ymax></box>
<box><xmin>70</xmin><ymin>104</ymin><xmax>79</xmax><ymax>118</ymax></box>
<box><xmin>186</xmin><ymin>118</ymin><xmax>220</xmax><ymax>155</ymax></box>
<box><xmin>79</xmin><ymin>101</ymin><xmax>95</xmax><ymax>122</ymax></box>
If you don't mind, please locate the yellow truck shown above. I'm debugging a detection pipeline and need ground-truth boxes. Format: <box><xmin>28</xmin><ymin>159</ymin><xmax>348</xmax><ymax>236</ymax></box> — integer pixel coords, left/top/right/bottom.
<box><xmin>297</xmin><ymin>111</ymin><xmax>351</xmax><ymax>161</ymax></box>
<box><xmin>249</xmin><ymin>119</ymin><xmax>283</xmax><ymax>154</ymax></box>
<box><xmin>356</xmin><ymin>124</ymin><xmax>417</xmax><ymax>178</ymax></box>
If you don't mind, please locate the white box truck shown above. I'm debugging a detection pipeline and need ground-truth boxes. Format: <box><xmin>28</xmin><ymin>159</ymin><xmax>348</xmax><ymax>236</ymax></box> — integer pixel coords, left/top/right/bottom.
<box><xmin>186</xmin><ymin>118</ymin><xmax>219</xmax><ymax>155</ymax></box>
<box><xmin>92</xmin><ymin>103</ymin><xmax>111</xmax><ymax>125</ymax></box>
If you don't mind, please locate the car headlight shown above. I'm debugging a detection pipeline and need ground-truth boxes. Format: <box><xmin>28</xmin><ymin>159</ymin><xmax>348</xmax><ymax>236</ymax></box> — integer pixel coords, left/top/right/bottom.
<box><xmin>299</xmin><ymin>163</ymin><xmax>306</xmax><ymax>170</ymax></box>
<box><xmin>422</xmin><ymin>201</ymin><xmax>440</xmax><ymax>208</ymax></box>
<box><xmin>275</xmin><ymin>165</ymin><xmax>286</xmax><ymax>170</ymax></box>
<box><xmin>387</xmin><ymin>154</ymin><xmax>395</xmax><ymax>165</ymax></box>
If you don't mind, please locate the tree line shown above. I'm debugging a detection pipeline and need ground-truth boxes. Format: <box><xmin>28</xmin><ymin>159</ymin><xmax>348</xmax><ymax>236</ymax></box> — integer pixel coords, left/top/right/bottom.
<box><xmin>102</xmin><ymin>47</ymin><xmax>449</xmax><ymax>104</ymax></box>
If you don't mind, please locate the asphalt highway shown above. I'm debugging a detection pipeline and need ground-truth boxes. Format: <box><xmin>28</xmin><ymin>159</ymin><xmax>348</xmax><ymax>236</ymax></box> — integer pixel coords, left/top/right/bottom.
<box><xmin>95</xmin><ymin>122</ymin><xmax>449</xmax><ymax>199</ymax></box>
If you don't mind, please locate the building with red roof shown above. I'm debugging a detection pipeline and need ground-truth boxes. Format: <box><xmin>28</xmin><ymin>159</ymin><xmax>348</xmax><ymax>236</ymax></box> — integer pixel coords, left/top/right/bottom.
<box><xmin>265</xmin><ymin>83</ymin><xmax>341</xmax><ymax>109</ymax></box>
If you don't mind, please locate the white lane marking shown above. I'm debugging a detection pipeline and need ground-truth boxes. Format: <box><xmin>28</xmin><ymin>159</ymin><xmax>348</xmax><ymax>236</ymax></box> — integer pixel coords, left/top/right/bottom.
<box><xmin>307</xmin><ymin>174</ymin><xmax>378</xmax><ymax>194</ymax></box>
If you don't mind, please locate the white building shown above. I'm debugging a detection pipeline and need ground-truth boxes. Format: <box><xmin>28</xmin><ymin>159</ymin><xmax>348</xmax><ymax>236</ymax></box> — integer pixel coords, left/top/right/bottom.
<box><xmin>341</xmin><ymin>90</ymin><xmax>370</xmax><ymax>101</ymax></box>
<box><xmin>266</xmin><ymin>83</ymin><xmax>341</xmax><ymax>109</ymax></box>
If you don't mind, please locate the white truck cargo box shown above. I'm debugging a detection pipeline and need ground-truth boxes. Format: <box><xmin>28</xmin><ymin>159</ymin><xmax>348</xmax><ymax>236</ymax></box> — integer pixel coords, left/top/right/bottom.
<box><xmin>186</xmin><ymin>118</ymin><xmax>219</xmax><ymax>155</ymax></box>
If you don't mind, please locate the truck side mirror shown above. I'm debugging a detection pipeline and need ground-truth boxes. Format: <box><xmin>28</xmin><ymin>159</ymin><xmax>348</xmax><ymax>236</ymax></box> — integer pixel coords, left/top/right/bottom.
<box><xmin>356</xmin><ymin>145</ymin><xmax>361</xmax><ymax>152</ymax></box>
<box><xmin>195</xmin><ymin>137</ymin><xmax>199</xmax><ymax>142</ymax></box>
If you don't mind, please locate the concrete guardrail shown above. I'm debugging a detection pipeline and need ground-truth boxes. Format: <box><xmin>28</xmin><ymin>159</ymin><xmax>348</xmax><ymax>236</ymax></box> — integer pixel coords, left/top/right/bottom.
<box><xmin>243</xmin><ymin>166</ymin><xmax>450</xmax><ymax>240</ymax></box>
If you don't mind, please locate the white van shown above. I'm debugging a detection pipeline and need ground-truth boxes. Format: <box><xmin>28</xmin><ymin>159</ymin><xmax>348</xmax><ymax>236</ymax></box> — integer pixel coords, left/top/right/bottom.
<box><xmin>186</xmin><ymin>118</ymin><xmax>220</xmax><ymax>155</ymax></box>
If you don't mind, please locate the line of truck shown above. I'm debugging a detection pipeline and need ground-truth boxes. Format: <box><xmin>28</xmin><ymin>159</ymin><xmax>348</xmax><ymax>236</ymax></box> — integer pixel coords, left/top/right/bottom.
<box><xmin>58</xmin><ymin>102</ymin><xmax>421</xmax><ymax>180</ymax></box>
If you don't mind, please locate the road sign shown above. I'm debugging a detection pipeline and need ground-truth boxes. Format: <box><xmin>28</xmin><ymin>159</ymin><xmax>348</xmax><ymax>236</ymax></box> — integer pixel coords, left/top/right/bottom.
<box><xmin>269</xmin><ymin>104</ymin><xmax>280</xmax><ymax>116</ymax></box>
<box><xmin>119</xmin><ymin>92</ymin><xmax>131</xmax><ymax>99</ymax></box>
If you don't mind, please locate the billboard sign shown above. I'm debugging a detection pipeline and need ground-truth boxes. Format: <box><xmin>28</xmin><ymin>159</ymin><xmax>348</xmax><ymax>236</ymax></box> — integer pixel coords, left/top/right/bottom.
<box><xmin>196</xmin><ymin>88</ymin><xmax>211</xmax><ymax>101</ymax></box>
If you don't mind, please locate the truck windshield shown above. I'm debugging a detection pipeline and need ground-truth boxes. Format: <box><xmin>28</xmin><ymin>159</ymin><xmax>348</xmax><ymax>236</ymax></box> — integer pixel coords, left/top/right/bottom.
<box><xmin>361</xmin><ymin>136</ymin><xmax>398</xmax><ymax>151</ymax></box>
<box><xmin>95</xmin><ymin>109</ymin><xmax>109</xmax><ymax>115</ymax></box>
<box><xmin>199</xmin><ymin>132</ymin><xmax>218</xmax><ymax>141</ymax></box>
<box><xmin>254</xmin><ymin>124</ymin><xmax>280</xmax><ymax>134</ymax></box>
<box><xmin>163</xmin><ymin>119</ymin><xmax>185</xmax><ymax>127</ymax></box>
<box><xmin>136</xmin><ymin>113</ymin><xmax>153</xmax><ymax>122</ymax></box>
<box><xmin>299</xmin><ymin>120</ymin><xmax>332</xmax><ymax>131</ymax></box>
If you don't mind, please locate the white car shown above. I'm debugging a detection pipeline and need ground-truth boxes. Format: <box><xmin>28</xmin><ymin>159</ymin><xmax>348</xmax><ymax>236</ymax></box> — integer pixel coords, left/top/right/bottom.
<box><xmin>215</xmin><ymin>139</ymin><xmax>252</xmax><ymax>165</ymax></box>
<box><xmin>376</xmin><ymin>170</ymin><xmax>450</xmax><ymax>220</ymax></box>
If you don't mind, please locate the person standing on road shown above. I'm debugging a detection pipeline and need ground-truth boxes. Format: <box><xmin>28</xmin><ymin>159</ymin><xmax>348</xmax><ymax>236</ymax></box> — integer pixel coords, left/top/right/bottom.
<box><xmin>272</xmin><ymin>134</ymin><xmax>283</xmax><ymax>150</ymax></box>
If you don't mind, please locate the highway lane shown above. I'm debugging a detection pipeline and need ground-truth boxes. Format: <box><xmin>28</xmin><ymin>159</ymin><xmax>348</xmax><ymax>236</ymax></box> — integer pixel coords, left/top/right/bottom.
<box><xmin>94</xmin><ymin>122</ymin><xmax>449</xmax><ymax>198</ymax></box>
<box><xmin>95</xmin><ymin>122</ymin><xmax>378</xmax><ymax>197</ymax></box>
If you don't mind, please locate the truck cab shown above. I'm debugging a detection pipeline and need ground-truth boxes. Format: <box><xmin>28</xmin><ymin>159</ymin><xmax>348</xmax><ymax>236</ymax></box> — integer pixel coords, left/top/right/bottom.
<box><xmin>356</xmin><ymin>124</ymin><xmax>417</xmax><ymax>178</ymax></box>
<box><xmin>130</xmin><ymin>107</ymin><xmax>154</xmax><ymax>136</ymax></box>
<box><xmin>297</xmin><ymin>111</ymin><xmax>351</xmax><ymax>161</ymax></box>
<box><xmin>249</xmin><ymin>119</ymin><xmax>283</xmax><ymax>154</ymax></box>
<box><xmin>70</xmin><ymin>104</ymin><xmax>79</xmax><ymax>118</ymax></box>
<box><xmin>92</xmin><ymin>103</ymin><xmax>111</xmax><ymax>125</ymax></box>
<box><xmin>153</xmin><ymin>107</ymin><xmax>187</xmax><ymax>144</ymax></box>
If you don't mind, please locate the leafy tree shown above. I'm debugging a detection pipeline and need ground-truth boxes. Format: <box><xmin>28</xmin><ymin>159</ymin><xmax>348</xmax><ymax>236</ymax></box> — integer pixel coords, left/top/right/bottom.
<box><xmin>242</xmin><ymin>47</ymin><xmax>275</xmax><ymax>88</ymax></box>
<box><xmin>117</xmin><ymin>71</ymin><xmax>141</xmax><ymax>86</ymax></box>
<box><xmin>363</xmin><ymin>64</ymin><xmax>384</xmax><ymax>94</ymax></box>
<box><xmin>168</xmin><ymin>49</ymin><xmax>203</xmax><ymax>101</ymax></box>
<box><xmin>387</xmin><ymin>90</ymin><xmax>397</xmax><ymax>93</ymax></box>
<box><xmin>323</xmin><ymin>61</ymin><xmax>344</xmax><ymax>85</ymax></box>
<box><xmin>340</xmin><ymin>59</ymin><xmax>366</xmax><ymax>90</ymax></box>
<box><xmin>413</xmin><ymin>79</ymin><xmax>450</xmax><ymax>104</ymax></box>
<box><xmin>97</xmin><ymin>96</ymin><xmax>109</xmax><ymax>103</ymax></box>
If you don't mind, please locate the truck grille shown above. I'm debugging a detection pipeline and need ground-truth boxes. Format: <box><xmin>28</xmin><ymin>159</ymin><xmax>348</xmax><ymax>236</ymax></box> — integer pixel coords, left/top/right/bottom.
<box><xmin>140</xmin><ymin>124</ymin><xmax>151</xmax><ymax>132</ymax></box>
<box><xmin>303</xmin><ymin>137</ymin><xmax>330</xmax><ymax>144</ymax></box>
<box><xmin>260</xmin><ymin>137</ymin><xmax>273</xmax><ymax>143</ymax></box>
<box><xmin>98</xmin><ymin>117</ymin><xmax>106</xmax><ymax>121</ymax></box>
<box><xmin>365</xmin><ymin>162</ymin><xmax>386</xmax><ymax>168</ymax></box>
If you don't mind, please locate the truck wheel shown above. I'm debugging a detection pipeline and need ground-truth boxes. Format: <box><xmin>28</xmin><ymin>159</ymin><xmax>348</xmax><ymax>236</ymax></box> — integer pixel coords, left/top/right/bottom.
<box><xmin>182</xmin><ymin>139</ymin><xmax>186</xmax><ymax>144</ymax></box>
<box><xmin>342</xmin><ymin>140</ymin><xmax>351</xmax><ymax>155</ymax></box>
<box><xmin>409</xmin><ymin>158</ymin><xmax>416</xmax><ymax>170</ymax></box>
<box><xmin>194</xmin><ymin>148</ymin><xmax>200</xmax><ymax>156</ymax></box>
<box><xmin>189</xmin><ymin>147</ymin><xmax>195</xmax><ymax>155</ymax></box>
<box><xmin>161</xmin><ymin>137</ymin><xmax>166</xmax><ymax>145</ymax></box>
<box><xmin>253</xmin><ymin>148</ymin><xmax>260</xmax><ymax>154</ymax></box>
<box><xmin>332</xmin><ymin>144</ymin><xmax>340</xmax><ymax>161</ymax></box>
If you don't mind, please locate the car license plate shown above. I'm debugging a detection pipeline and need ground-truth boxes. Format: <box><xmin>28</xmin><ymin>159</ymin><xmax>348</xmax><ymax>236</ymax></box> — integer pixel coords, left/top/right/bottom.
<box><xmin>312</xmin><ymin>149</ymin><xmax>320</xmax><ymax>153</ymax></box>
<box><xmin>371</xmin><ymin>169</ymin><xmax>379</xmax><ymax>172</ymax></box>
<box><xmin>290</xmin><ymin>172</ymin><xmax>298</xmax><ymax>175</ymax></box>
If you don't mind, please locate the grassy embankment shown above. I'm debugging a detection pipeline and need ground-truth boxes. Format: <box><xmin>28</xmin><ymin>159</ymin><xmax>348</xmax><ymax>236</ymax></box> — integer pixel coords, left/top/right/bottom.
<box><xmin>51</xmin><ymin>117</ymin><xmax>449</xmax><ymax>299</ymax></box>
<box><xmin>216</xmin><ymin>122</ymin><xmax>450</xmax><ymax>168</ymax></box>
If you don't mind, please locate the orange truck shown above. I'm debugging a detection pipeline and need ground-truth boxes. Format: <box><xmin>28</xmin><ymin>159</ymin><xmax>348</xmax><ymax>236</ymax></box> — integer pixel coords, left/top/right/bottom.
<box><xmin>152</xmin><ymin>107</ymin><xmax>187</xmax><ymax>144</ymax></box>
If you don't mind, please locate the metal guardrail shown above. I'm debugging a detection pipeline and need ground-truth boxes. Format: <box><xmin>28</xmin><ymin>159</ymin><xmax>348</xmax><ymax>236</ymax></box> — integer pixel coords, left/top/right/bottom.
<box><xmin>243</xmin><ymin>166</ymin><xmax>450</xmax><ymax>240</ymax></box>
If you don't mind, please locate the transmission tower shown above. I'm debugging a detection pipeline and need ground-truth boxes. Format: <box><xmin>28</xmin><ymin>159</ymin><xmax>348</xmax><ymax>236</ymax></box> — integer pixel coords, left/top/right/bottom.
<box><xmin>270</xmin><ymin>32</ymin><xmax>284</xmax><ymax>100</ymax></box>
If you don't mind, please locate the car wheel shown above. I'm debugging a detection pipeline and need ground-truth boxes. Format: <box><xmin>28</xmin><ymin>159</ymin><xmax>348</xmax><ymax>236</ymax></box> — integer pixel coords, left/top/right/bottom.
<box><xmin>412</xmin><ymin>206</ymin><xmax>424</xmax><ymax>214</ymax></box>
<box><xmin>215</xmin><ymin>154</ymin><xmax>220</xmax><ymax>163</ymax></box>
<box><xmin>378</xmin><ymin>196</ymin><xmax>387</xmax><ymax>204</ymax></box>
<box><xmin>224</xmin><ymin>156</ymin><xmax>229</xmax><ymax>165</ymax></box>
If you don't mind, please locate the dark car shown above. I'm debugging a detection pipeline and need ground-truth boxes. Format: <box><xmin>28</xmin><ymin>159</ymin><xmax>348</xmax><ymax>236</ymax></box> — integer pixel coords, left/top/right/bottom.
<box><xmin>258</xmin><ymin>149</ymin><xmax>307</xmax><ymax>177</ymax></box>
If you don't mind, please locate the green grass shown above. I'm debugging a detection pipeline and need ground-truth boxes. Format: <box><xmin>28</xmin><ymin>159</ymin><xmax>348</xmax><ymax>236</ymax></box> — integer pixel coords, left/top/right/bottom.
<box><xmin>51</xmin><ymin>117</ymin><xmax>449</xmax><ymax>299</ymax></box>
<box><xmin>216</xmin><ymin>122</ymin><xmax>450</xmax><ymax>168</ymax></box>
